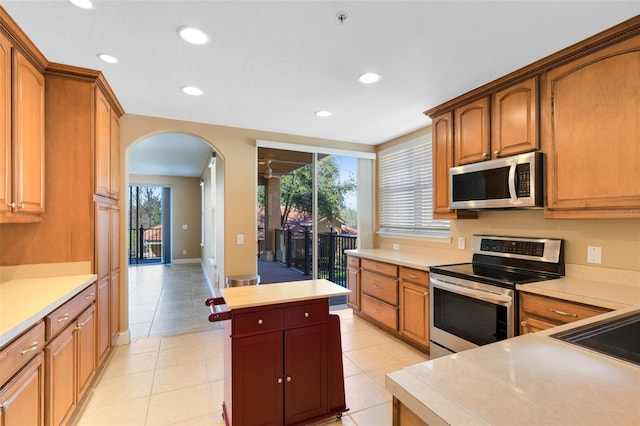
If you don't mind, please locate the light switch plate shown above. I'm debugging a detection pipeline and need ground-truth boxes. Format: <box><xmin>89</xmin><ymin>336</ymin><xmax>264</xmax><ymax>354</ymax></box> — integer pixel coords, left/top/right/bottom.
<box><xmin>587</xmin><ymin>246</ymin><xmax>602</xmax><ymax>264</ymax></box>
<box><xmin>458</xmin><ymin>237</ymin><xmax>466</xmax><ymax>250</ymax></box>
<box><xmin>182</xmin><ymin>224</ymin><xmax>188</xmax><ymax>230</ymax></box>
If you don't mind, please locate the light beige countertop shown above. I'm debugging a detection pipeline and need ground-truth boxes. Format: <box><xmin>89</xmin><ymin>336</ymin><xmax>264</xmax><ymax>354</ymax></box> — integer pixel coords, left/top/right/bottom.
<box><xmin>221</xmin><ymin>279</ymin><xmax>350</xmax><ymax>310</ymax></box>
<box><xmin>345</xmin><ymin>248</ymin><xmax>471</xmax><ymax>271</ymax></box>
<box><xmin>386</xmin><ymin>305</ymin><xmax>640</xmax><ymax>426</ymax></box>
<box><xmin>0</xmin><ymin>274</ymin><xmax>97</xmax><ymax>346</ymax></box>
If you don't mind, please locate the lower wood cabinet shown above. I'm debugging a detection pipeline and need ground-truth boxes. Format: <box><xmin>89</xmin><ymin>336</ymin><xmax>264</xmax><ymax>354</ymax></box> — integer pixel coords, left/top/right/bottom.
<box><xmin>351</xmin><ymin>256</ymin><xmax>431</xmax><ymax>353</ymax></box>
<box><xmin>0</xmin><ymin>353</ymin><xmax>45</xmax><ymax>426</ymax></box>
<box><xmin>520</xmin><ymin>292</ymin><xmax>610</xmax><ymax>334</ymax></box>
<box><xmin>392</xmin><ymin>397</ymin><xmax>427</xmax><ymax>426</ymax></box>
<box><xmin>222</xmin><ymin>299</ymin><xmax>346</xmax><ymax>426</ymax></box>
<box><xmin>346</xmin><ymin>256</ymin><xmax>360</xmax><ymax>311</ymax></box>
<box><xmin>399</xmin><ymin>267</ymin><xmax>430</xmax><ymax>349</ymax></box>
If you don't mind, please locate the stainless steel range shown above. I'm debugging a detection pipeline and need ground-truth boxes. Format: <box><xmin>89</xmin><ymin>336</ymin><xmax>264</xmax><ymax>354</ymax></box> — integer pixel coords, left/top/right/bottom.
<box><xmin>429</xmin><ymin>235</ymin><xmax>564</xmax><ymax>359</ymax></box>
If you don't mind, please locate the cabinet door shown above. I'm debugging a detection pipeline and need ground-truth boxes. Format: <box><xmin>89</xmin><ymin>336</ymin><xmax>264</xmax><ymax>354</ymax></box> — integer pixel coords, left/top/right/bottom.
<box><xmin>94</xmin><ymin>89</ymin><xmax>111</xmax><ymax>198</ymax></box>
<box><xmin>76</xmin><ymin>305</ymin><xmax>96</xmax><ymax>401</ymax></box>
<box><xmin>12</xmin><ymin>50</ymin><xmax>44</xmax><ymax>216</ymax></box>
<box><xmin>346</xmin><ymin>267</ymin><xmax>360</xmax><ymax>310</ymax></box>
<box><xmin>96</xmin><ymin>277</ymin><xmax>110</xmax><ymax>365</ymax></box>
<box><xmin>284</xmin><ymin>324</ymin><xmax>328</xmax><ymax>425</ymax></box>
<box><xmin>399</xmin><ymin>281</ymin><xmax>429</xmax><ymax>347</ymax></box>
<box><xmin>232</xmin><ymin>331</ymin><xmax>283</xmax><ymax>425</ymax></box>
<box><xmin>454</xmin><ymin>97</ymin><xmax>490</xmax><ymax>165</ymax></box>
<box><xmin>0</xmin><ymin>31</ymin><xmax>10</xmax><ymax>216</ymax></box>
<box><xmin>110</xmin><ymin>205</ymin><xmax>120</xmax><ymax>341</ymax></box>
<box><xmin>0</xmin><ymin>353</ymin><xmax>44</xmax><ymax>426</ymax></box>
<box><xmin>432</xmin><ymin>112</ymin><xmax>454</xmax><ymax>216</ymax></box>
<box><xmin>46</xmin><ymin>324</ymin><xmax>76</xmax><ymax>426</ymax></box>
<box><xmin>109</xmin><ymin>112</ymin><xmax>120</xmax><ymax>200</ymax></box>
<box><xmin>492</xmin><ymin>77</ymin><xmax>538</xmax><ymax>158</ymax></box>
<box><xmin>542</xmin><ymin>34</ymin><xmax>640</xmax><ymax>218</ymax></box>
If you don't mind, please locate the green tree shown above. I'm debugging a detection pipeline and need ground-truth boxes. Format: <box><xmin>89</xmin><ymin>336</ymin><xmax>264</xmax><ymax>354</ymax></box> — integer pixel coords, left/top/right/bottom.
<box><xmin>279</xmin><ymin>157</ymin><xmax>355</xmax><ymax>228</ymax></box>
<box><xmin>139</xmin><ymin>187</ymin><xmax>161</xmax><ymax>228</ymax></box>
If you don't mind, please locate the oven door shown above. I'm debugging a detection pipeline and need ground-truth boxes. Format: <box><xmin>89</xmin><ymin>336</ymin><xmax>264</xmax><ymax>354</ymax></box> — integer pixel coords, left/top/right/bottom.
<box><xmin>429</xmin><ymin>273</ymin><xmax>515</xmax><ymax>357</ymax></box>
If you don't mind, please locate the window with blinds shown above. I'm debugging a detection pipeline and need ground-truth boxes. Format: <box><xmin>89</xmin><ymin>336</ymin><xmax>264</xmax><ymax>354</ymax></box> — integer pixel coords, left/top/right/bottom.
<box><xmin>378</xmin><ymin>135</ymin><xmax>450</xmax><ymax>236</ymax></box>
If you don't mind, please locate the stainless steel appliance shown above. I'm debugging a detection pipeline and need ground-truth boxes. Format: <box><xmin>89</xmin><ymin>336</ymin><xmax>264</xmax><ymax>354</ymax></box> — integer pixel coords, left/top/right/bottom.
<box><xmin>449</xmin><ymin>151</ymin><xmax>543</xmax><ymax>210</ymax></box>
<box><xmin>429</xmin><ymin>235</ymin><xmax>564</xmax><ymax>358</ymax></box>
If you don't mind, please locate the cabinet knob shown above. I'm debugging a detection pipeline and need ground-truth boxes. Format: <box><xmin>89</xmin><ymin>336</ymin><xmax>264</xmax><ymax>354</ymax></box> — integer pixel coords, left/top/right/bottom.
<box><xmin>286</xmin><ymin>376</ymin><xmax>292</xmax><ymax>382</ymax></box>
<box><xmin>424</xmin><ymin>291</ymin><xmax>429</xmax><ymax>297</ymax></box>
<box><xmin>20</xmin><ymin>342</ymin><xmax>39</xmax><ymax>356</ymax></box>
<box><xmin>1</xmin><ymin>400</ymin><xmax>9</xmax><ymax>411</ymax></box>
<box><xmin>521</xmin><ymin>320</ymin><xmax>528</xmax><ymax>327</ymax></box>
<box><xmin>7</xmin><ymin>202</ymin><xmax>15</xmax><ymax>209</ymax></box>
<box><xmin>482</xmin><ymin>152</ymin><xmax>489</xmax><ymax>159</ymax></box>
<box><xmin>494</xmin><ymin>150</ymin><xmax>501</xmax><ymax>157</ymax></box>
<box><xmin>257</xmin><ymin>319</ymin><xmax>263</xmax><ymax>325</ymax></box>
<box><xmin>304</xmin><ymin>312</ymin><xmax>309</xmax><ymax>318</ymax></box>
<box><xmin>277</xmin><ymin>377</ymin><xmax>283</xmax><ymax>384</ymax></box>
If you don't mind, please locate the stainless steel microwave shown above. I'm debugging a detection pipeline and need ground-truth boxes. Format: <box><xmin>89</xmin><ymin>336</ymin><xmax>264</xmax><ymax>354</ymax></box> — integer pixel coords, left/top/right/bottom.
<box><xmin>449</xmin><ymin>151</ymin><xmax>543</xmax><ymax>209</ymax></box>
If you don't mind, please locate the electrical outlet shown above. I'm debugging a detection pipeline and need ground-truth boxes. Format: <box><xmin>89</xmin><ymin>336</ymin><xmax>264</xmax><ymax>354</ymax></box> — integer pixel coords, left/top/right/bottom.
<box><xmin>182</xmin><ymin>224</ymin><xmax>188</xmax><ymax>230</ymax></box>
<box><xmin>182</xmin><ymin>249</ymin><xmax>187</xmax><ymax>255</ymax></box>
<box><xmin>237</xmin><ymin>234</ymin><xmax>245</xmax><ymax>245</ymax></box>
<box><xmin>587</xmin><ymin>246</ymin><xmax>602</xmax><ymax>264</ymax></box>
<box><xmin>458</xmin><ymin>237</ymin><xmax>466</xmax><ymax>250</ymax></box>
<box><xmin>392</xmin><ymin>243</ymin><xmax>400</xmax><ymax>250</ymax></box>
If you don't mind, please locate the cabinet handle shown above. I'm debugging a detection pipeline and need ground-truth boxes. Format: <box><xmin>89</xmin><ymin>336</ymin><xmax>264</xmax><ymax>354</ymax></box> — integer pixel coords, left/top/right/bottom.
<box><xmin>277</xmin><ymin>377</ymin><xmax>283</xmax><ymax>384</ymax></box>
<box><xmin>257</xmin><ymin>319</ymin><xmax>263</xmax><ymax>325</ymax></box>
<box><xmin>408</xmin><ymin>274</ymin><xmax>419</xmax><ymax>279</ymax></box>
<box><xmin>304</xmin><ymin>312</ymin><xmax>309</xmax><ymax>318</ymax></box>
<box><xmin>57</xmin><ymin>313</ymin><xmax>71</xmax><ymax>323</ymax></box>
<box><xmin>86</xmin><ymin>293</ymin><xmax>95</xmax><ymax>300</ymax></box>
<box><xmin>286</xmin><ymin>376</ymin><xmax>292</xmax><ymax>382</ymax></box>
<box><xmin>550</xmin><ymin>309</ymin><xmax>578</xmax><ymax>318</ymax></box>
<box><xmin>20</xmin><ymin>342</ymin><xmax>39</xmax><ymax>355</ymax></box>
<box><xmin>373</xmin><ymin>284</ymin><xmax>381</xmax><ymax>289</ymax></box>
<box><xmin>494</xmin><ymin>150</ymin><xmax>501</xmax><ymax>157</ymax></box>
<box><xmin>1</xmin><ymin>400</ymin><xmax>9</xmax><ymax>411</ymax></box>
<box><xmin>424</xmin><ymin>291</ymin><xmax>429</xmax><ymax>297</ymax></box>
<box><xmin>482</xmin><ymin>152</ymin><xmax>489</xmax><ymax>159</ymax></box>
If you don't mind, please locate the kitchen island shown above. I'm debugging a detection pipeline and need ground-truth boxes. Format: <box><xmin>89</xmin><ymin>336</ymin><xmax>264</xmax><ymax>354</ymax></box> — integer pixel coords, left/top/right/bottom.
<box><xmin>385</xmin><ymin>275</ymin><xmax>640</xmax><ymax>425</ymax></box>
<box><xmin>212</xmin><ymin>279</ymin><xmax>350</xmax><ymax>426</ymax></box>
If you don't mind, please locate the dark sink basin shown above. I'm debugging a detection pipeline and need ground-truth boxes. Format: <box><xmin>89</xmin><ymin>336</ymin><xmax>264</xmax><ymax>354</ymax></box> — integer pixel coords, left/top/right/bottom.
<box><xmin>552</xmin><ymin>311</ymin><xmax>640</xmax><ymax>366</ymax></box>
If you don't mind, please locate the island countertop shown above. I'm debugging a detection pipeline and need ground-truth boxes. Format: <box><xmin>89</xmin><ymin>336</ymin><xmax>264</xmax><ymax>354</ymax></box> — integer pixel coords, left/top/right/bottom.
<box><xmin>386</xmin><ymin>305</ymin><xmax>640</xmax><ymax>425</ymax></box>
<box><xmin>220</xmin><ymin>279</ymin><xmax>350</xmax><ymax>310</ymax></box>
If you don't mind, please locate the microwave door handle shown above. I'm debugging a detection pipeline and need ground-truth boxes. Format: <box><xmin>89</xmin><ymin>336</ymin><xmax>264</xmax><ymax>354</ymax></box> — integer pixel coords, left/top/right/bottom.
<box><xmin>508</xmin><ymin>162</ymin><xmax>517</xmax><ymax>201</ymax></box>
<box><xmin>431</xmin><ymin>278</ymin><xmax>513</xmax><ymax>305</ymax></box>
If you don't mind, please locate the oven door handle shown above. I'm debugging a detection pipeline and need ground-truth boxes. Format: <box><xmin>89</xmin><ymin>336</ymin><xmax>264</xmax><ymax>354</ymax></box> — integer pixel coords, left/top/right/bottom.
<box><xmin>430</xmin><ymin>278</ymin><xmax>513</xmax><ymax>305</ymax></box>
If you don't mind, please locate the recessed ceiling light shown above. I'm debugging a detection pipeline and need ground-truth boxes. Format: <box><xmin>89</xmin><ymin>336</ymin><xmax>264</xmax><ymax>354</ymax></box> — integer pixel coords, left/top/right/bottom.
<box><xmin>98</xmin><ymin>54</ymin><xmax>118</xmax><ymax>64</ymax></box>
<box><xmin>68</xmin><ymin>0</ymin><xmax>94</xmax><ymax>10</ymax></box>
<box><xmin>315</xmin><ymin>110</ymin><xmax>332</xmax><ymax>117</ymax></box>
<box><xmin>178</xmin><ymin>26</ymin><xmax>209</xmax><ymax>45</ymax></box>
<box><xmin>359</xmin><ymin>72</ymin><xmax>382</xmax><ymax>84</ymax></box>
<box><xmin>182</xmin><ymin>86</ymin><xmax>203</xmax><ymax>96</ymax></box>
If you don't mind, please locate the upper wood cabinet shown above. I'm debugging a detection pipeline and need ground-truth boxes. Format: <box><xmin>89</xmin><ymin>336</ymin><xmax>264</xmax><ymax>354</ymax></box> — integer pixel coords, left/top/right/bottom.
<box><xmin>541</xmin><ymin>34</ymin><xmax>640</xmax><ymax>219</ymax></box>
<box><xmin>95</xmin><ymin>89</ymin><xmax>120</xmax><ymax>200</ymax></box>
<box><xmin>453</xmin><ymin>97</ymin><xmax>490</xmax><ymax>165</ymax></box>
<box><xmin>432</xmin><ymin>112</ymin><xmax>477</xmax><ymax>219</ymax></box>
<box><xmin>0</xmin><ymin>30</ymin><xmax>45</xmax><ymax>223</ymax></box>
<box><xmin>491</xmin><ymin>77</ymin><xmax>538</xmax><ymax>158</ymax></box>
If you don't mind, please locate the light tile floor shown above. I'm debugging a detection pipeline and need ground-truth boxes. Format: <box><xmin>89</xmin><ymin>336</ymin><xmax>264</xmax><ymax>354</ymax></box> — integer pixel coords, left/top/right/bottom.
<box><xmin>74</xmin><ymin>264</ymin><xmax>430</xmax><ymax>425</ymax></box>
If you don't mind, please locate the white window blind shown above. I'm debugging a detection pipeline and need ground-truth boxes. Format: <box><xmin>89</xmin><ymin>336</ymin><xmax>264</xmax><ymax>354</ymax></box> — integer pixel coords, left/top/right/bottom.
<box><xmin>378</xmin><ymin>135</ymin><xmax>450</xmax><ymax>236</ymax></box>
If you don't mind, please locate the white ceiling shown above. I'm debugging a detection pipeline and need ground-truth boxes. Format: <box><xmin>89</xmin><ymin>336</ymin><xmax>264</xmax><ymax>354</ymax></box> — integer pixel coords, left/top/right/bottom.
<box><xmin>4</xmin><ymin>1</ymin><xmax>640</xmax><ymax>176</ymax></box>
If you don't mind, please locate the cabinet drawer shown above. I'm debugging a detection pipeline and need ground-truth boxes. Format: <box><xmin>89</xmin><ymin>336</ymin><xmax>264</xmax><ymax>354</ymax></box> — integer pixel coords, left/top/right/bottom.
<box><xmin>361</xmin><ymin>259</ymin><xmax>398</xmax><ymax>277</ymax></box>
<box><xmin>284</xmin><ymin>300</ymin><xmax>327</xmax><ymax>328</ymax></box>
<box><xmin>520</xmin><ymin>293</ymin><xmax>610</xmax><ymax>325</ymax></box>
<box><xmin>234</xmin><ymin>308</ymin><xmax>283</xmax><ymax>335</ymax></box>
<box><xmin>0</xmin><ymin>322</ymin><xmax>45</xmax><ymax>386</ymax></box>
<box><xmin>361</xmin><ymin>294</ymin><xmax>398</xmax><ymax>330</ymax></box>
<box><xmin>347</xmin><ymin>256</ymin><xmax>360</xmax><ymax>269</ymax></box>
<box><xmin>361</xmin><ymin>270</ymin><xmax>398</xmax><ymax>305</ymax></box>
<box><xmin>399</xmin><ymin>267</ymin><xmax>429</xmax><ymax>287</ymax></box>
<box><xmin>46</xmin><ymin>283</ymin><xmax>97</xmax><ymax>339</ymax></box>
